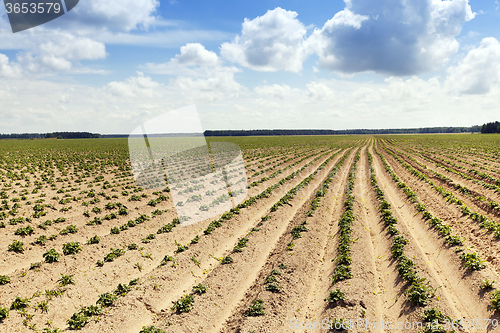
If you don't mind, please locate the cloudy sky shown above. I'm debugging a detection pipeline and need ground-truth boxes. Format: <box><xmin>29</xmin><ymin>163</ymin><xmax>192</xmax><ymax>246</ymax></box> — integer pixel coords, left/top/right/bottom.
<box><xmin>0</xmin><ymin>0</ymin><xmax>499</xmax><ymax>134</ymax></box>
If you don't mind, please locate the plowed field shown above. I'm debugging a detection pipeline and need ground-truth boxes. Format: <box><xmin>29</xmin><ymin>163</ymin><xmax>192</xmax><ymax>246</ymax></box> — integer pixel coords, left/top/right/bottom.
<box><xmin>1</xmin><ymin>135</ymin><xmax>500</xmax><ymax>333</ymax></box>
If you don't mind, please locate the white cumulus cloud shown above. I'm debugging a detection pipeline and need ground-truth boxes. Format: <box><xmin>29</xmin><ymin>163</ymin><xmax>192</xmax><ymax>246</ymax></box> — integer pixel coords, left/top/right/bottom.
<box><xmin>0</xmin><ymin>31</ymin><xmax>106</xmax><ymax>75</ymax></box>
<box><xmin>220</xmin><ymin>7</ymin><xmax>308</xmax><ymax>72</ymax></box>
<box><xmin>325</xmin><ymin>9</ymin><xmax>368</xmax><ymax>30</ymax></box>
<box><xmin>305</xmin><ymin>82</ymin><xmax>337</xmax><ymax>101</ymax></box>
<box><xmin>0</xmin><ymin>54</ymin><xmax>22</xmax><ymax>78</ymax></box>
<box><xmin>106</xmin><ymin>72</ymin><xmax>162</xmax><ymax>98</ymax></box>
<box><xmin>143</xmin><ymin>43</ymin><xmax>219</xmax><ymax>75</ymax></box>
<box><xmin>140</xmin><ymin>43</ymin><xmax>242</xmax><ymax>102</ymax></box>
<box><xmin>175</xmin><ymin>43</ymin><xmax>219</xmax><ymax>66</ymax></box>
<box><xmin>445</xmin><ymin>37</ymin><xmax>500</xmax><ymax>94</ymax></box>
<box><xmin>254</xmin><ymin>84</ymin><xmax>293</xmax><ymax>99</ymax></box>
<box><xmin>37</xmin><ymin>36</ymin><xmax>106</xmax><ymax>61</ymax></box>
<box><xmin>68</xmin><ymin>0</ymin><xmax>160</xmax><ymax>31</ymax></box>
<box><xmin>307</xmin><ymin>0</ymin><xmax>475</xmax><ymax>76</ymax></box>
<box><xmin>172</xmin><ymin>67</ymin><xmax>243</xmax><ymax>102</ymax></box>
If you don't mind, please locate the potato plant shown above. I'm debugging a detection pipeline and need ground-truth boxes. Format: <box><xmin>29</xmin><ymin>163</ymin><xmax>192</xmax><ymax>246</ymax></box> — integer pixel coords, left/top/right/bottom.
<box><xmin>103</xmin><ymin>248</ymin><xmax>125</xmax><ymax>262</ymax></box>
<box><xmin>325</xmin><ymin>289</ymin><xmax>346</xmax><ymax>304</ymax></box>
<box><xmin>113</xmin><ymin>283</ymin><xmax>131</xmax><ymax>296</ymax></box>
<box><xmin>480</xmin><ymin>279</ymin><xmax>495</xmax><ymax>290</ymax></box>
<box><xmin>266</xmin><ymin>283</ymin><xmax>280</xmax><ymax>293</ymax></box>
<box><xmin>190</xmin><ymin>235</ymin><xmax>200</xmax><ymax>244</ymax></box>
<box><xmin>8</xmin><ymin>240</ymin><xmax>24</xmax><ymax>253</ymax></box>
<box><xmin>221</xmin><ymin>256</ymin><xmax>233</xmax><ymax>264</ymax></box>
<box><xmin>245</xmin><ymin>300</ymin><xmax>265</xmax><ymax>316</ymax></box>
<box><xmin>192</xmin><ymin>283</ymin><xmax>208</xmax><ymax>294</ymax></box>
<box><xmin>171</xmin><ymin>294</ymin><xmax>194</xmax><ymax>313</ymax></box>
<box><xmin>58</xmin><ymin>274</ymin><xmax>75</xmax><ymax>286</ymax></box>
<box><xmin>491</xmin><ymin>290</ymin><xmax>500</xmax><ymax>312</ymax></box>
<box><xmin>96</xmin><ymin>292</ymin><xmax>118</xmax><ymax>307</ymax></box>
<box><xmin>14</xmin><ymin>225</ymin><xmax>34</xmax><ymax>237</ymax></box>
<box><xmin>405</xmin><ymin>282</ymin><xmax>435</xmax><ymax>306</ymax></box>
<box><xmin>36</xmin><ymin>300</ymin><xmax>49</xmax><ymax>313</ymax></box>
<box><xmin>160</xmin><ymin>255</ymin><xmax>176</xmax><ymax>267</ymax></box>
<box><xmin>139</xmin><ymin>325</ymin><xmax>167</xmax><ymax>333</ymax></box>
<box><xmin>0</xmin><ymin>275</ymin><xmax>11</xmax><ymax>285</ymax></box>
<box><xmin>460</xmin><ymin>252</ymin><xmax>486</xmax><ymax>271</ymax></box>
<box><xmin>86</xmin><ymin>235</ymin><xmax>100</xmax><ymax>244</ymax></box>
<box><xmin>10</xmin><ymin>296</ymin><xmax>30</xmax><ymax>310</ymax></box>
<box><xmin>0</xmin><ymin>307</ymin><xmax>9</xmax><ymax>321</ymax></box>
<box><xmin>174</xmin><ymin>241</ymin><xmax>188</xmax><ymax>253</ymax></box>
<box><xmin>67</xmin><ymin>312</ymin><xmax>89</xmax><ymax>330</ymax></box>
<box><xmin>232</xmin><ymin>237</ymin><xmax>248</xmax><ymax>253</ymax></box>
<box><xmin>62</xmin><ymin>242</ymin><xmax>82</xmax><ymax>255</ymax></box>
<box><xmin>59</xmin><ymin>224</ymin><xmax>78</xmax><ymax>235</ymax></box>
<box><xmin>291</xmin><ymin>224</ymin><xmax>309</xmax><ymax>240</ymax></box>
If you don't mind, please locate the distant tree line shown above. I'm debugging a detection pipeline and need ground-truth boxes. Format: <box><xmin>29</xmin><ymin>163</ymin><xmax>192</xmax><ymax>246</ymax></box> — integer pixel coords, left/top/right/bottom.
<box><xmin>102</xmin><ymin>133</ymin><xmax>203</xmax><ymax>138</ymax></box>
<box><xmin>481</xmin><ymin>121</ymin><xmax>500</xmax><ymax>134</ymax></box>
<box><xmin>0</xmin><ymin>132</ymin><xmax>101</xmax><ymax>140</ymax></box>
<box><xmin>1</xmin><ymin>126</ymin><xmax>484</xmax><ymax>139</ymax></box>
<box><xmin>204</xmin><ymin>126</ymin><xmax>481</xmax><ymax>137</ymax></box>
<box><xmin>45</xmin><ymin>132</ymin><xmax>101</xmax><ymax>139</ymax></box>
<box><xmin>0</xmin><ymin>133</ymin><xmax>46</xmax><ymax>139</ymax></box>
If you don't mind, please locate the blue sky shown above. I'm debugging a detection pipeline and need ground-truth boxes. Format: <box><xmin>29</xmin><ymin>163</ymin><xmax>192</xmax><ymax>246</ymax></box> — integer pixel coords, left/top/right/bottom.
<box><xmin>0</xmin><ymin>0</ymin><xmax>499</xmax><ymax>134</ymax></box>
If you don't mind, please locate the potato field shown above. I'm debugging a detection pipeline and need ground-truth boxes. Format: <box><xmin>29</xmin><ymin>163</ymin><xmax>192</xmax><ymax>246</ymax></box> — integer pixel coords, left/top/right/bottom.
<box><xmin>1</xmin><ymin>135</ymin><xmax>500</xmax><ymax>333</ymax></box>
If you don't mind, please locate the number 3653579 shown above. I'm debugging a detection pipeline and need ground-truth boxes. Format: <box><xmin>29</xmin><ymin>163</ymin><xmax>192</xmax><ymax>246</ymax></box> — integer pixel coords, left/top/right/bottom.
<box><xmin>5</xmin><ymin>2</ymin><xmax>61</xmax><ymax>14</ymax></box>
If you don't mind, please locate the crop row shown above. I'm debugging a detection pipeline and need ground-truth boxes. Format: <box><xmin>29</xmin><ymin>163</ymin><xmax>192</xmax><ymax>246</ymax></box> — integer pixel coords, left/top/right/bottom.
<box><xmin>240</xmin><ymin>146</ymin><xmax>358</xmax><ymax>318</ymax></box>
<box><xmin>73</xmin><ymin>150</ymin><xmax>337</xmax><ymax>273</ymax></box>
<box><xmin>330</xmin><ymin>149</ymin><xmax>359</xmax><ymax>286</ymax></box>
<box><xmin>373</xmin><ymin>144</ymin><xmax>488</xmax><ymax>272</ymax></box>
<box><xmin>387</xmin><ymin>142</ymin><xmax>500</xmax><ymax>212</ymax></box>
<box><xmin>204</xmin><ymin>150</ymin><xmax>340</xmax><ymax>235</ymax></box>
<box><xmin>396</xmin><ymin>138</ymin><xmax>500</xmax><ymax>176</ymax></box>
<box><xmin>53</xmin><ymin>148</ymin><xmax>347</xmax><ymax>330</ymax></box>
<box><xmin>306</xmin><ymin>149</ymin><xmax>351</xmax><ymax>217</ymax></box>
<box><xmin>166</xmin><ymin>146</ymin><xmax>356</xmax><ymax>323</ymax></box>
<box><xmin>229</xmin><ymin>147</ymin><xmax>361</xmax><ymax>320</ymax></box>
<box><xmin>248</xmin><ymin>149</ymin><xmax>331</xmax><ymax>188</ymax></box>
<box><xmin>367</xmin><ymin>150</ymin><xmax>439</xmax><ymax>312</ymax></box>
<box><xmin>249</xmin><ymin>148</ymin><xmax>319</xmax><ymax>177</ymax></box>
<box><xmin>380</xmin><ymin>142</ymin><xmax>500</xmax><ymax>238</ymax></box>
<box><xmin>408</xmin><ymin>147</ymin><xmax>500</xmax><ymax>195</ymax></box>
<box><xmin>409</xmin><ymin>152</ymin><xmax>500</xmax><ymax>216</ymax></box>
